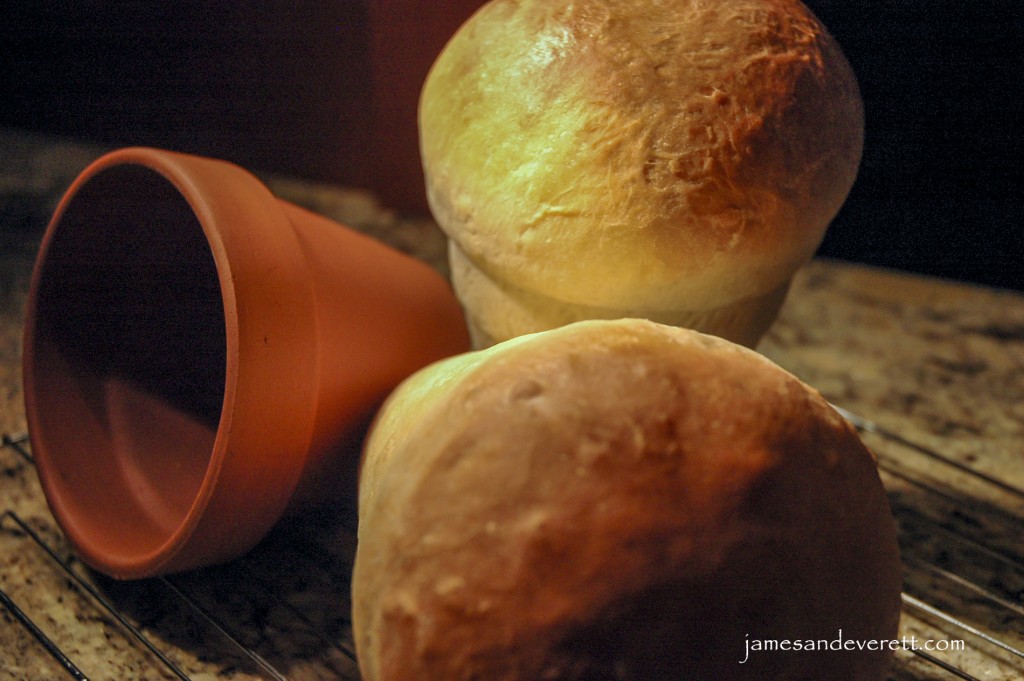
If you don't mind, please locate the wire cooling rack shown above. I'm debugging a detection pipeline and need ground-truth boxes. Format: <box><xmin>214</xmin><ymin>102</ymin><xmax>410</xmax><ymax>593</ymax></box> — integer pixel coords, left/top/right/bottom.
<box><xmin>2</xmin><ymin>413</ymin><xmax>1023</xmax><ymax>680</ymax></box>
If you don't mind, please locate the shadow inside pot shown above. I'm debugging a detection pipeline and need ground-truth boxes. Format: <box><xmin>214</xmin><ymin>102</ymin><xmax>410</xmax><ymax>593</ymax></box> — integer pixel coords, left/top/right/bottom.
<box><xmin>29</xmin><ymin>163</ymin><xmax>227</xmax><ymax>559</ymax></box>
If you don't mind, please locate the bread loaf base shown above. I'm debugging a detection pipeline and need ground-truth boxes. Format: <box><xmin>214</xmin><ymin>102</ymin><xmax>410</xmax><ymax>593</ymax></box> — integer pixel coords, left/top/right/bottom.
<box><xmin>450</xmin><ymin>242</ymin><xmax>790</xmax><ymax>348</ymax></box>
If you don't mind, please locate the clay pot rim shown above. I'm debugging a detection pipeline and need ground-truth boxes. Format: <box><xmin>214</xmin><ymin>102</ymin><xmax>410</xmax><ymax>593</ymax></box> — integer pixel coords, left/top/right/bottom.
<box><xmin>23</xmin><ymin>147</ymin><xmax>322</xmax><ymax>577</ymax></box>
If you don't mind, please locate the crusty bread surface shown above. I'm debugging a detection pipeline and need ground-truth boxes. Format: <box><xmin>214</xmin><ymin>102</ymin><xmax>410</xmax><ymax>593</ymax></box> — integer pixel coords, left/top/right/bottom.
<box><xmin>421</xmin><ymin>0</ymin><xmax>863</xmax><ymax>347</ymax></box>
<box><xmin>353</xmin><ymin>319</ymin><xmax>902</xmax><ymax>681</ymax></box>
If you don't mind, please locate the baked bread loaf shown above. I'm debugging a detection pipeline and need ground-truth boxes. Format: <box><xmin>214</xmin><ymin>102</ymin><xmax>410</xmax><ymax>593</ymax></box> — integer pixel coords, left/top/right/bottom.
<box><xmin>420</xmin><ymin>0</ymin><xmax>863</xmax><ymax>348</ymax></box>
<box><xmin>353</xmin><ymin>319</ymin><xmax>902</xmax><ymax>681</ymax></box>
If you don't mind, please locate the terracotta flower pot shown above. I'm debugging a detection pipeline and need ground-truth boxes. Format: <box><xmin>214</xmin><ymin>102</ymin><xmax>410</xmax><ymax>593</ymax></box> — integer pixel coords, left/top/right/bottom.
<box><xmin>22</xmin><ymin>147</ymin><xmax>469</xmax><ymax>579</ymax></box>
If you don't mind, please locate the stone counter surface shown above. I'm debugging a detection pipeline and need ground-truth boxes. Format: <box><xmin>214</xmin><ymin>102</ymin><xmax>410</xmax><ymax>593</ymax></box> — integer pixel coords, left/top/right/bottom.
<box><xmin>1</xmin><ymin>129</ymin><xmax>1021</xmax><ymax>679</ymax></box>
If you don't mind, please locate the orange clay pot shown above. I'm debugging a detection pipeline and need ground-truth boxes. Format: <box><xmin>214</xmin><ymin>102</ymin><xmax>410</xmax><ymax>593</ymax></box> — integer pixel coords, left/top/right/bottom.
<box><xmin>22</xmin><ymin>147</ymin><xmax>469</xmax><ymax>579</ymax></box>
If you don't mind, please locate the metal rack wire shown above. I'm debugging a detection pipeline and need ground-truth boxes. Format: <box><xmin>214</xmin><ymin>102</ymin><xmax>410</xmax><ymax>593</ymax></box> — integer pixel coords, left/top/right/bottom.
<box><xmin>1</xmin><ymin>432</ymin><xmax>359</xmax><ymax>681</ymax></box>
<box><xmin>2</xmin><ymin>412</ymin><xmax>1023</xmax><ymax>680</ymax></box>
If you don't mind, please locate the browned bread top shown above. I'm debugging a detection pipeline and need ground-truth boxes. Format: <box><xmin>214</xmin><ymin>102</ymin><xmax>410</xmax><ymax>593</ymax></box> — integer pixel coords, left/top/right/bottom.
<box><xmin>353</xmin><ymin>319</ymin><xmax>901</xmax><ymax>681</ymax></box>
<box><xmin>421</xmin><ymin>0</ymin><xmax>863</xmax><ymax>313</ymax></box>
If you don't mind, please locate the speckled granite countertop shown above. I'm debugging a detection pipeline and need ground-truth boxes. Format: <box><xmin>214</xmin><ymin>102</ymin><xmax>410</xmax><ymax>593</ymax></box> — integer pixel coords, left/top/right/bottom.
<box><xmin>1</xmin><ymin>129</ymin><xmax>1021</xmax><ymax>680</ymax></box>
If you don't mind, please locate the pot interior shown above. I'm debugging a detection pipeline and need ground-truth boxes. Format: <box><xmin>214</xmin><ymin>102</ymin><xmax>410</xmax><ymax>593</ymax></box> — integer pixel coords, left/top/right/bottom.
<box><xmin>27</xmin><ymin>163</ymin><xmax>227</xmax><ymax>565</ymax></box>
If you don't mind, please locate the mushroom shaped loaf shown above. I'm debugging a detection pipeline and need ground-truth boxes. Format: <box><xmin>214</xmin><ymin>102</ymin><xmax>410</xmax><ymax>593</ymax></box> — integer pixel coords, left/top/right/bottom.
<box><xmin>420</xmin><ymin>0</ymin><xmax>864</xmax><ymax>348</ymax></box>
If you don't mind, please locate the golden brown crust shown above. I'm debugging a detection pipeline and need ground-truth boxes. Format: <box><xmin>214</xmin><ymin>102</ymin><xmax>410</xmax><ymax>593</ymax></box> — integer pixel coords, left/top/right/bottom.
<box><xmin>353</xmin><ymin>320</ymin><xmax>902</xmax><ymax>681</ymax></box>
<box><xmin>421</xmin><ymin>0</ymin><xmax>862</xmax><ymax>346</ymax></box>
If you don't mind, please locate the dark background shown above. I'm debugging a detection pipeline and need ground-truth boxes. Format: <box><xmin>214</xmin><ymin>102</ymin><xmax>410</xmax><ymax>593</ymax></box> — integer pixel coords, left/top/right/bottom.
<box><xmin>805</xmin><ymin>0</ymin><xmax>1022</xmax><ymax>291</ymax></box>
<box><xmin>2</xmin><ymin>1</ymin><xmax>1021</xmax><ymax>290</ymax></box>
